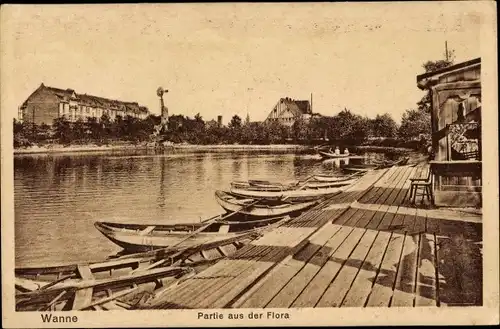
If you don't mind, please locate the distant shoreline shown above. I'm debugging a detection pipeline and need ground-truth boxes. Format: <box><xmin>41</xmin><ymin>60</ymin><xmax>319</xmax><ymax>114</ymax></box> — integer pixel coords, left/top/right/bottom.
<box><xmin>13</xmin><ymin>142</ymin><xmax>414</xmax><ymax>155</ymax></box>
<box><xmin>13</xmin><ymin>143</ymin><xmax>310</xmax><ymax>155</ymax></box>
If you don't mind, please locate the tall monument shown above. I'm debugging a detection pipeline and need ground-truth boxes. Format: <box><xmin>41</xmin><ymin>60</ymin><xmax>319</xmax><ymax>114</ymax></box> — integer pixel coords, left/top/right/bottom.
<box><xmin>157</xmin><ymin>86</ymin><xmax>169</xmax><ymax>132</ymax></box>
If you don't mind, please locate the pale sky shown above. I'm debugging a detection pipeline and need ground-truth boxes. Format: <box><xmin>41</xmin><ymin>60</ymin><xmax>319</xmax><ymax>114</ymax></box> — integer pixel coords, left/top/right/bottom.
<box><xmin>1</xmin><ymin>3</ymin><xmax>483</xmax><ymax>124</ymax></box>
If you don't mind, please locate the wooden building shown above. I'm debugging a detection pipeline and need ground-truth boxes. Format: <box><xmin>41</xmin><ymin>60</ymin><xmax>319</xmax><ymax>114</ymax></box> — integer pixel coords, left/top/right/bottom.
<box><xmin>265</xmin><ymin>97</ymin><xmax>314</xmax><ymax>127</ymax></box>
<box><xmin>19</xmin><ymin>83</ymin><xmax>149</xmax><ymax>125</ymax></box>
<box><xmin>416</xmin><ymin>58</ymin><xmax>482</xmax><ymax>207</ymax></box>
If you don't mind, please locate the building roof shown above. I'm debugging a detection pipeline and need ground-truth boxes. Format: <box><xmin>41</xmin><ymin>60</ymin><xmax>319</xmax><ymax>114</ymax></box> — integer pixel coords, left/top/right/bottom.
<box><xmin>416</xmin><ymin>57</ymin><xmax>481</xmax><ymax>90</ymax></box>
<box><xmin>22</xmin><ymin>83</ymin><xmax>149</xmax><ymax>113</ymax></box>
<box><xmin>280</xmin><ymin>97</ymin><xmax>312</xmax><ymax>116</ymax></box>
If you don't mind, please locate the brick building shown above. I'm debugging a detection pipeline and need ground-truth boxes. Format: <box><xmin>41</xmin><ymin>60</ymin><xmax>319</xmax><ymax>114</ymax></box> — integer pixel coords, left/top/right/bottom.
<box><xmin>18</xmin><ymin>83</ymin><xmax>149</xmax><ymax>125</ymax></box>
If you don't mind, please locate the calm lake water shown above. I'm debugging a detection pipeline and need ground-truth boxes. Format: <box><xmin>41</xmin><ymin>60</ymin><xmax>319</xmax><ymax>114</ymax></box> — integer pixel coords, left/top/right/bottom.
<box><xmin>14</xmin><ymin>149</ymin><xmax>394</xmax><ymax>267</ymax></box>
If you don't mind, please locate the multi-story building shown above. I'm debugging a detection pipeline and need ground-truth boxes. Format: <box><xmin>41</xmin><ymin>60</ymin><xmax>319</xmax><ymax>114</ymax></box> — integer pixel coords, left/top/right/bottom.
<box><xmin>18</xmin><ymin>83</ymin><xmax>149</xmax><ymax>125</ymax></box>
<box><xmin>265</xmin><ymin>97</ymin><xmax>315</xmax><ymax>127</ymax></box>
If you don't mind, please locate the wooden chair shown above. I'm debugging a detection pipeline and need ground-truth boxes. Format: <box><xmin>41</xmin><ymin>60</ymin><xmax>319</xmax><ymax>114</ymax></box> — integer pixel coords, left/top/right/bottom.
<box><xmin>409</xmin><ymin>167</ymin><xmax>435</xmax><ymax>206</ymax></box>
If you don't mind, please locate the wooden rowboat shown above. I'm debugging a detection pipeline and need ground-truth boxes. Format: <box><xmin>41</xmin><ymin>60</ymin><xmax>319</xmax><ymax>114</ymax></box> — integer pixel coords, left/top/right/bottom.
<box><xmin>94</xmin><ymin>215</ymin><xmax>288</xmax><ymax>253</ymax></box>
<box><xmin>214</xmin><ymin>191</ymin><xmax>319</xmax><ymax>217</ymax></box>
<box><xmin>231</xmin><ymin>178</ymin><xmax>356</xmax><ymax>191</ymax></box>
<box><xmin>318</xmin><ymin>150</ymin><xmax>356</xmax><ymax>159</ymax></box>
<box><xmin>229</xmin><ymin>184</ymin><xmax>345</xmax><ymax>201</ymax></box>
<box><xmin>16</xmin><ymin>234</ymin><xmax>254</xmax><ymax>311</ymax></box>
<box><xmin>312</xmin><ymin>172</ymin><xmax>364</xmax><ymax>182</ymax></box>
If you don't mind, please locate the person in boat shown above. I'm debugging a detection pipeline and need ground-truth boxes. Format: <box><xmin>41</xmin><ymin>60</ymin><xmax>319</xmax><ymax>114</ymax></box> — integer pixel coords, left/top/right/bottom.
<box><xmin>344</xmin><ymin>148</ymin><xmax>349</xmax><ymax>155</ymax></box>
<box><xmin>334</xmin><ymin>146</ymin><xmax>340</xmax><ymax>155</ymax></box>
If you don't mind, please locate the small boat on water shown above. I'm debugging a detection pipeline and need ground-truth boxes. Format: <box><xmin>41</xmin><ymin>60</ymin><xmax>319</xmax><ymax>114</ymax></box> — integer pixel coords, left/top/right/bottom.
<box><xmin>230</xmin><ymin>183</ymin><xmax>345</xmax><ymax>201</ymax></box>
<box><xmin>94</xmin><ymin>215</ymin><xmax>288</xmax><ymax>253</ymax></box>
<box><xmin>215</xmin><ymin>190</ymin><xmax>319</xmax><ymax>217</ymax></box>
<box><xmin>231</xmin><ymin>178</ymin><xmax>357</xmax><ymax>191</ymax></box>
<box><xmin>318</xmin><ymin>150</ymin><xmax>359</xmax><ymax>159</ymax></box>
<box><xmin>312</xmin><ymin>172</ymin><xmax>364</xmax><ymax>182</ymax></box>
<box><xmin>16</xmin><ymin>233</ymin><xmax>254</xmax><ymax>311</ymax></box>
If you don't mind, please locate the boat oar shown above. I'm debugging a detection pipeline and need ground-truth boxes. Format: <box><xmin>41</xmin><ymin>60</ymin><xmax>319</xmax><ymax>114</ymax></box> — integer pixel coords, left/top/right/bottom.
<box><xmin>281</xmin><ymin>176</ymin><xmax>318</xmax><ymax>202</ymax></box>
<box><xmin>161</xmin><ymin>199</ymin><xmax>262</xmax><ymax>253</ymax></box>
<box><xmin>134</xmin><ymin>200</ymin><xmax>264</xmax><ymax>272</ymax></box>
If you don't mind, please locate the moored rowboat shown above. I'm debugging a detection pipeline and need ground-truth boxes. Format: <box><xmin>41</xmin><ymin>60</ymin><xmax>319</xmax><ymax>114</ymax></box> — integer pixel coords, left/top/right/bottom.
<box><xmin>318</xmin><ymin>150</ymin><xmax>357</xmax><ymax>159</ymax></box>
<box><xmin>94</xmin><ymin>215</ymin><xmax>289</xmax><ymax>253</ymax></box>
<box><xmin>312</xmin><ymin>172</ymin><xmax>364</xmax><ymax>182</ymax></box>
<box><xmin>231</xmin><ymin>178</ymin><xmax>357</xmax><ymax>191</ymax></box>
<box><xmin>229</xmin><ymin>184</ymin><xmax>345</xmax><ymax>201</ymax></box>
<box><xmin>16</xmin><ymin>233</ymin><xmax>254</xmax><ymax>311</ymax></box>
<box><xmin>214</xmin><ymin>190</ymin><xmax>319</xmax><ymax>217</ymax></box>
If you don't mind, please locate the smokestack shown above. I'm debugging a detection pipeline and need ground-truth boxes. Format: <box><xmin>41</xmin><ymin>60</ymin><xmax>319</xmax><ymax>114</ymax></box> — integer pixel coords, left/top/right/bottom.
<box><xmin>217</xmin><ymin>115</ymin><xmax>223</xmax><ymax>127</ymax></box>
<box><xmin>311</xmin><ymin>93</ymin><xmax>313</xmax><ymax>113</ymax></box>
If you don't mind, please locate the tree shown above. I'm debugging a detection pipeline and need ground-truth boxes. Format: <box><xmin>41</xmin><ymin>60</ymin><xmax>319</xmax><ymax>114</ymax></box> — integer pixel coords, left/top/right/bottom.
<box><xmin>292</xmin><ymin>116</ymin><xmax>308</xmax><ymax>142</ymax></box>
<box><xmin>228</xmin><ymin>115</ymin><xmax>242</xmax><ymax>129</ymax></box>
<box><xmin>398</xmin><ymin>108</ymin><xmax>431</xmax><ymax>141</ymax></box>
<box><xmin>53</xmin><ymin>116</ymin><xmax>73</xmax><ymax>144</ymax></box>
<box><xmin>327</xmin><ymin>108</ymin><xmax>370</xmax><ymax>143</ymax></box>
<box><xmin>370</xmin><ymin>113</ymin><xmax>398</xmax><ymax>137</ymax></box>
<box><xmin>73</xmin><ymin>118</ymin><xmax>86</xmax><ymax>141</ymax></box>
<box><xmin>86</xmin><ymin>117</ymin><xmax>102</xmax><ymax>141</ymax></box>
<box><xmin>418</xmin><ymin>49</ymin><xmax>455</xmax><ymax>112</ymax></box>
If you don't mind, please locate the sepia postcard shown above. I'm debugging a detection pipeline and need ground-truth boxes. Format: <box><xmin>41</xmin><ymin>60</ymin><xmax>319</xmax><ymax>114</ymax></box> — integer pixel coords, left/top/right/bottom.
<box><xmin>1</xmin><ymin>2</ymin><xmax>498</xmax><ymax>327</ymax></box>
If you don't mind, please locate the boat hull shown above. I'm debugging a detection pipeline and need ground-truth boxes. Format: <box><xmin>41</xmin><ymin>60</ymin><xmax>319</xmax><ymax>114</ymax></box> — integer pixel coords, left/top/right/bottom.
<box><xmin>214</xmin><ymin>191</ymin><xmax>318</xmax><ymax>217</ymax></box>
<box><xmin>318</xmin><ymin>151</ymin><xmax>352</xmax><ymax>159</ymax></box>
<box><xmin>229</xmin><ymin>185</ymin><xmax>344</xmax><ymax>201</ymax></box>
<box><xmin>94</xmin><ymin>216</ymin><xmax>287</xmax><ymax>253</ymax></box>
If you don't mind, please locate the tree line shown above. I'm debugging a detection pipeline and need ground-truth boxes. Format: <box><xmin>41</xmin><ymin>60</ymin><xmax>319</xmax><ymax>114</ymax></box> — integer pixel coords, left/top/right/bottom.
<box><xmin>13</xmin><ymin>107</ymin><xmax>430</xmax><ymax>148</ymax></box>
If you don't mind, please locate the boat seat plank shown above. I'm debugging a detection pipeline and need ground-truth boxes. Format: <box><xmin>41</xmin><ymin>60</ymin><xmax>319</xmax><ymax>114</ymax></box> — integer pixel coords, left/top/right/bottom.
<box><xmin>219</xmin><ymin>244</ymin><xmax>237</xmax><ymax>257</ymax></box>
<box><xmin>88</xmin><ymin>258</ymin><xmax>142</xmax><ymax>272</ymax></box>
<box><xmin>218</xmin><ymin>225</ymin><xmax>230</xmax><ymax>234</ymax></box>
<box><xmin>139</xmin><ymin>226</ymin><xmax>156</xmax><ymax>236</ymax></box>
<box><xmin>365</xmin><ymin>233</ymin><xmax>405</xmax><ymax>307</ymax></box>
<box><xmin>77</xmin><ymin>265</ymin><xmax>93</xmax><ymax>280</ymax></box>
<box><xmin>317</xmin><ymin>229</ymin><xmax>378</xmax><ymax>307</ymax></box>
<box><xmin>72</xmin><ymin>265</ymin><xmax>95</xmax><ymax>310</ymax></box>
<box><xmin>72</xmin><ymin>288</ymin><xmax>94</xmax><ymax>310</ymax></box>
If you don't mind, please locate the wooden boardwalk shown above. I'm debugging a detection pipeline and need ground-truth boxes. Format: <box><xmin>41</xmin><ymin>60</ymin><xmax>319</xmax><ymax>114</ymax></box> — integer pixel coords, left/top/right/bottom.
<box><xmin>144</xmin><ymin>165</ymin><xmax>482</xmax><ymax>309</ymax></box>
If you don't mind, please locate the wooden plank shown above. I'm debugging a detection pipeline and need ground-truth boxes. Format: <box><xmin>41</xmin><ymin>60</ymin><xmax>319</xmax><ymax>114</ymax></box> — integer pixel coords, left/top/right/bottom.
<box><xmin>263</xmin><ymin>226</ymin><xmax>345</xmax><ymax>308</ymax></box>
<box><xmin>365</xmin><ymin>232</ymin><xmax>405</xmax><ymax>307</ymax></box>
<box><xmin>316</xmin><ymin>229</ymin><xmax>378</xmax><ymax>307</ymax></box>
<box><xmin>72</xmin><ymin>265</ymin><xmax>94</xmax><ymax>310</ymax></box>
<box><xmin>341</xmin><ymin>231</ymin><xmax>392</xmax><ymax>307</ymax></box>
<box><xmin>291</xmin><ymin>227</ymin><xmax>365</xmax><ymax>307</ymax></box>
<box><xmin>175</xmin><ymin>253</ymin><xmax>272</xmax><ymax>307</ymax></box>
<box><xmin>149</xmin><ymin>259</ymin><xmax>249</xmax><ymax>307</ymax></box>
<box><xmin>186</xmin><ymin>245</ymin><xmax>290</xmax><ymax>309</ymax></box>
<box><xmin>238</xmin><ymin>223</ymin><xmax>341</xmax><ymax>308</ymax></box>
<box><xmin>102</xmin><ymin>301</ymin><xmax>126</xmax><ymax>310</ymax></box>
<box><xmin>139</xmin><ymin>226</ymin><xmax>156</xmax><ymax>236</ymax></box>
<box><xmin>202</xmin><ymin>244</ymin><xmax>298</xmax><ymax>309</ymax></box>
<box><xmin>415</xmin><ymin>233</ymin><xmax>437</xmax><ymax>306</ymax></box>
<box><xmin>391</xmin><ymin>233</ymin><xmax>420</xmax><ymax>306</ymax></box>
